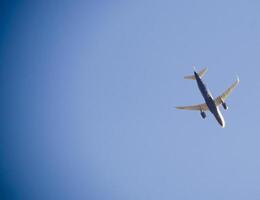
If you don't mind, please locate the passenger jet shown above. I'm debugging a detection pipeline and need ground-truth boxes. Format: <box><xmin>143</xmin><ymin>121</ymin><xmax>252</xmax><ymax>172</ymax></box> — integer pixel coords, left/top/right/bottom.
<box><xmin>176</xmin><ymin>67</ymin><xmax>239</xmax><ymax>128</ymax></box>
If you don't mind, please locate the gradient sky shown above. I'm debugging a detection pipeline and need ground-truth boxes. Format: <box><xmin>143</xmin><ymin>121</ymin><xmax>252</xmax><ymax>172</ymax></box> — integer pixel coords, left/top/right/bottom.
<box><xmin>1</xmin><ymin>1</ymin><xmax>260</xmax><ymax>199</ymax></box>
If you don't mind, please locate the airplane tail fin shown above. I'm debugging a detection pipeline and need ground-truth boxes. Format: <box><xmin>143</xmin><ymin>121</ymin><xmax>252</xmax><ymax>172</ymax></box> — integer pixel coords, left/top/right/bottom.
<box><xmin>184</xmin><ymin>67</ymin><xmax>208</xmax><ymax>80</ymax></box>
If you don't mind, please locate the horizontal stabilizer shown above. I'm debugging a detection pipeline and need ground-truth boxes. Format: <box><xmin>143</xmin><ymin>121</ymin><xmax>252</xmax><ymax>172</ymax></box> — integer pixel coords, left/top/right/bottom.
<box><xmin>184</xmin><ymin>67</ymin><xmax>208</xmax><ymax>80</ymax></box>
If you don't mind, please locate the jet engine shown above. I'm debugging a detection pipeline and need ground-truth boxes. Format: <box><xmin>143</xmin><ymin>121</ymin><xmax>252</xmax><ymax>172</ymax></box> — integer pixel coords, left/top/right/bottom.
<box><xmin>222</xmin><ymin>102</ymin><xmax>228</xmax><ymax>110</ymax></box>
<box><xmin>200</xmin><ymin>111</ymin><xmax>206</xmax><ymax>119</ymax></box>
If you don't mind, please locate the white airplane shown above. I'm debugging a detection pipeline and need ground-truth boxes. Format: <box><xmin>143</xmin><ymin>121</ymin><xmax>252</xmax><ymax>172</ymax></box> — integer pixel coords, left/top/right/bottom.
<box><xmin>176</xmin><ymin>68</ymin><xmax>239</xmax><ymax>128</ymax></box>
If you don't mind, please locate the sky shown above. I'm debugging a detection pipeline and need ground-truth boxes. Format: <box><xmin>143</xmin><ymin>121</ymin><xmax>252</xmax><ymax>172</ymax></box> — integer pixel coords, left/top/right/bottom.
<box><xmin>1</xmin><ymin>0</ymin><xmax>260</xmax><ymax>199</ymax></box>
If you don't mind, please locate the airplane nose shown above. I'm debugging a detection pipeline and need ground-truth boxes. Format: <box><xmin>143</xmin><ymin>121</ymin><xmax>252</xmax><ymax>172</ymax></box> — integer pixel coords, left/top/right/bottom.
<box><xmin>219</xmin><ymin>120</ymin><xmax>225</xmax><ymax>128</ymax></box>
<box><xmin>215</xmin><ymin>114</ymin><xmax>225</xmax><ymax>128</ymax></box>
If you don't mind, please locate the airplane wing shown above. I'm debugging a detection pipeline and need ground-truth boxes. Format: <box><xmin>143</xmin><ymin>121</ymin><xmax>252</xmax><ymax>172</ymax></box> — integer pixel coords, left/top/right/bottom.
<box><xmin>176</xmin><ymin>103</ymin><xmax>209</xmax><ymax>111</ymax></box>
<box><xmin>214</xmin><ymin>77</ymin><xmax>240</xmax><ymax>106</ymax></box>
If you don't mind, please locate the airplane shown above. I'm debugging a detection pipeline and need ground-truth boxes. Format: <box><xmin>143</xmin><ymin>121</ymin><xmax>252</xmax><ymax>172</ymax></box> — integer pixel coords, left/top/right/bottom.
<box><xmin>176</xmin><ymin>67</ymin><xmax>239</xmax><ymax>128</ymax></box>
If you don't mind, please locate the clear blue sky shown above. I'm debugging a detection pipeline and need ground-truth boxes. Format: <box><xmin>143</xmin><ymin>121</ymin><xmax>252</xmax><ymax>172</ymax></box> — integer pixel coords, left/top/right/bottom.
<box><xmin>1</xmin><ymin>1</ymin><xmax>260</xmax><ymax>199</ymax></box>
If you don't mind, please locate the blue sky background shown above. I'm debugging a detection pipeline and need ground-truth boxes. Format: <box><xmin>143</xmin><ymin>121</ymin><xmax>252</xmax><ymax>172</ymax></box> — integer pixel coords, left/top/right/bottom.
<box><xmin>1</xmin><ymin>1</ymin><xmax>260</xmax><ymax>199</ymax></box>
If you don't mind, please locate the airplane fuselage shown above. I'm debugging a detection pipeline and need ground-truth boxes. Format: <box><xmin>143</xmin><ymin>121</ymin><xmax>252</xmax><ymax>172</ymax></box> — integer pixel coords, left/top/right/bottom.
<box><xmin>194</xmin><ymin>71</ymin><xmax>225</xmax><ymax>127</ymax></box>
